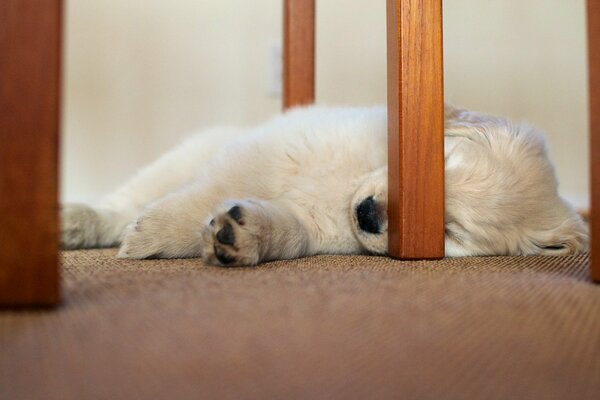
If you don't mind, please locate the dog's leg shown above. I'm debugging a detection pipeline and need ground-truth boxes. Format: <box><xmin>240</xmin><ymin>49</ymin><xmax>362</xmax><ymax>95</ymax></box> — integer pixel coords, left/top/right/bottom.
<box><xmin>118</xmin><ymin>188</ymin><xmax>311</xmax><ymax>265</ymax></box>
<box><xmin>98</xmin><ymin>127</ymin><xmax>245</xmax><ymax>212</ymax></box>
<box><xmin>61</xmin><ymin>127</ymin><xmax>245</xmax><ymax>250</ymax></box>
<box><xmin>61</xmin><ymin>204</ymin><xmax>136</xmax><ymax>249</ymax></box>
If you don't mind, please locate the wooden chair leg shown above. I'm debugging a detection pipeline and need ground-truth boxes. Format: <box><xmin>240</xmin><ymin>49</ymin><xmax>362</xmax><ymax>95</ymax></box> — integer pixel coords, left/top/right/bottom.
<box><xmin>0</xmin><ymin>0</ymin><xmax>62</xmax><ymax>305</ymax></box>
<box><xmin>283</xmin><ymin>0</ymin><xmax>315</xmax><ymax>110</ymax></box>
<box><xmin>386</xmin><ymin>0</ymin><xmax>445</xmax><ymax>259</ymax></box>
<box><xmin>588</xmin><ymin>0</ymin><xmax>600</xmax><ymax>282</ymax></box>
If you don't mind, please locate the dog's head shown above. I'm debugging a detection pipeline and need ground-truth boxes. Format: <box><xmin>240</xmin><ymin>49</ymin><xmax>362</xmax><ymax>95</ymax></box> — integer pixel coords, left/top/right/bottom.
<box><xmin>349</xmin><ymin>163</ymin><xmax>589</xmax><ymax>257</ymax></box>
<box><xmin>350</xmin><ymin>168</ymin><xmax>388</xmax><ymax>254</ymax></box>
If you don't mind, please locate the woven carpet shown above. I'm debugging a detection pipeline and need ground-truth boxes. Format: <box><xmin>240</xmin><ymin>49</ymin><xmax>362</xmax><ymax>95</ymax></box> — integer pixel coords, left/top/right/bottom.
<box><xmin>1</xmin><ymin>250</ymin><xmax>599</xmax><ymax>400</ymax></box>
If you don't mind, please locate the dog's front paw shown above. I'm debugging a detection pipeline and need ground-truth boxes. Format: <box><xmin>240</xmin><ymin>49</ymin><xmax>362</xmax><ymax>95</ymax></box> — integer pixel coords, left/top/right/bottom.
<box><xmin>202</xmin><ymin>201</ymin><xmax>265</xmax><ymax>267</ymax></box>
<box><xmin>117</xmin><ymin>216</ymin><xmax>163</xmax><ymax>259</ymax></box>
<box><xmin>117</xmin><ymin>206</ymin><xmax>202</xmax><ymax>259</ymax></box>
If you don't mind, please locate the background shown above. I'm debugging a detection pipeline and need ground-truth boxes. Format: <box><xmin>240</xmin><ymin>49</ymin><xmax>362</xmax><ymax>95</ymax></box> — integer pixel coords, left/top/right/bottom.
<box><xmin>61</xmin><ymin>0</ymin><xmax>589</xmax><ymax>209</ymax></box>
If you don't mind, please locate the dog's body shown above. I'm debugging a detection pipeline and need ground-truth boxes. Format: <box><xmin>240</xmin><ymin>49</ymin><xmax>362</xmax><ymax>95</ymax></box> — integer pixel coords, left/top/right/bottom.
<box><xmin>62</xmin><ymin>105</ymin><xmax>588</xmax><ymax>266</ymax></box>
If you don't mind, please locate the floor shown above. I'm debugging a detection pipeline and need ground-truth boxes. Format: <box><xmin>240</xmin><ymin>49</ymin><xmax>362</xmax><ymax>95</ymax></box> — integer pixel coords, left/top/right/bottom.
<box><xmin>1</xmin><ymin>250</ymin><xmax>599</xmax><ymax>399</ymax></box>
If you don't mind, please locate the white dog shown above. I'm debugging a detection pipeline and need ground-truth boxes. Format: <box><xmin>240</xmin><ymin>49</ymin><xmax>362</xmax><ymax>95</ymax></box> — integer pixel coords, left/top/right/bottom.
<box><xmin>61</xmin><ymin>105</ymin><xmax>588</xmax><ymax>266</ymax></box>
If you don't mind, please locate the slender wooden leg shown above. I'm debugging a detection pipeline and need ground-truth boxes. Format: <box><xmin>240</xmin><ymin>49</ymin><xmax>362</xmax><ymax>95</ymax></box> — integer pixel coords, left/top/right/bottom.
<box><xmin>588</xmin><ymin>0</ymin><xmax>600</xmax><ymax>282</ymax></box>
<box><xmin>283</xmin><ymin>0</ymin><xmax>315</xmax><ymax>109</ymax></box>
<box><xmin>386</xmin><ymin>0</ymin><xmax>445</xmax><ymax>259</ymax></box>
<box><xmin>0</xmin><ymin>0</ymin><xmax>62</xmax><ymax>305</ymax></box>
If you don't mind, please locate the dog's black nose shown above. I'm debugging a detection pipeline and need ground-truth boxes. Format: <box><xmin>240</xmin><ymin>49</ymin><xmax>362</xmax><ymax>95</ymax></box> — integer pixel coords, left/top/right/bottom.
<box><xmin>356</xmin><ymin>196</ymin><xmax>380</xmax><ymax>234</ymax></box>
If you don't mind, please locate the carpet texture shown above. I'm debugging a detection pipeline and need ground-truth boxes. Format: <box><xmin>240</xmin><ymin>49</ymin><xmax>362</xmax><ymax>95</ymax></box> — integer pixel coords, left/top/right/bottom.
<box><xmin>1</xmin><ymin>250</ymin><xmax>599</xmax><ymax>399</ymax></box>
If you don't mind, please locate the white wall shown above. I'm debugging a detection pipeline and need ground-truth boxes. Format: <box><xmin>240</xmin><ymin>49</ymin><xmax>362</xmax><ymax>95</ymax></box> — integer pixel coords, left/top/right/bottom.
<box><xmin>62</xmin><ymin>0</ymin><xmax>589</xmax><ymax>208</ymax></box>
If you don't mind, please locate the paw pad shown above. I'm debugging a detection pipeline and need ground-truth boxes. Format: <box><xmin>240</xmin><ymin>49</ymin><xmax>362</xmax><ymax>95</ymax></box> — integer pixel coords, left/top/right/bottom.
<box><xmin>214</xmin><ymin>245</ymin><xmax>235</xmax><ymax>264</ymax></box>
<box><xmin>227</xmin><ymin>205</ymin><xmax>244</xmax><ymax>225</ymax></box>
<box><xmin>216</xmin><ymin>222</ymin><xmax>235</xmax><ymax>245</ymax></box>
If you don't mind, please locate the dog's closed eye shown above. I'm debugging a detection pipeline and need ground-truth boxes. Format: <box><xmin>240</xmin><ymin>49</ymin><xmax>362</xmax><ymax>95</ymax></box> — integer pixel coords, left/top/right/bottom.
<box><xmin>539</xmin><ymin>244</ymin><xmax>566</xmax><ymax>250</ymax></box>
<box><xmin>534</xmin><ymin>242</ymin><xmax>568</xmax><ymax>253</ymax></box>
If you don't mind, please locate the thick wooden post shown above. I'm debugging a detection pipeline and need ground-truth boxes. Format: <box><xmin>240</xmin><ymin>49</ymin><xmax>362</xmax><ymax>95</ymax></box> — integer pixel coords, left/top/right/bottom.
<box><xmin>0</xmin><ymin>1</ymin><xmax>62</xmax><ymax>305</ymax></box>
<box><xmin>588</xmin><ymin>0</ymin><xmax>600</xmax><ymax>282</ymax></box>
<box><xmin>386</xmin><ymin>0</ymin><xmax>445</xmax><ymax>259</ymax></box>
<box><xmin>283</xmin><ymin>0</ymin><xmax>315</xmax><ymax>109</ymax></box>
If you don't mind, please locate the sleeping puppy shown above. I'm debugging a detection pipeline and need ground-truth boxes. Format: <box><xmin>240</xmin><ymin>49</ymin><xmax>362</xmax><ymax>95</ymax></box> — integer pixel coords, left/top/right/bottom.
<box><xmin>61</xmin><ymin>105</ymin><xmax>588</xmax><ymax>266</ymax></box>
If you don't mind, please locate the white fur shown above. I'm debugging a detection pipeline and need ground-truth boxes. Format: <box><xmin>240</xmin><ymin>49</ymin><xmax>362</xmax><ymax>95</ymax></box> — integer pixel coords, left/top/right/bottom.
<box><xmin>61</xmin><ymin>105</ymin><xmax>588</xmax><ymax>266</ymax></box>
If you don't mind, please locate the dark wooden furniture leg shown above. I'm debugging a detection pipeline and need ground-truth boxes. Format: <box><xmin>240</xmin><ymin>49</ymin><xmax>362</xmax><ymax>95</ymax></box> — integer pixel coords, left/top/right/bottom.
<box><xmin>0</xmin><ymin>0</ymin><xmax>62</xmax><ymax>305</ymax></box>
<box><xmin>283</xmin><ymin>0</ymin><xmax>315</xmax><ymax>109</ymax></box>
<box><xmin>386</xmin><ymin>0</ymin><xmax>445</xmax><ymax>259</ymax></box>
<box><xmin>588</xmin><ymin>0</ymin><xmax>600</xmax><ymax>282</ymax></box>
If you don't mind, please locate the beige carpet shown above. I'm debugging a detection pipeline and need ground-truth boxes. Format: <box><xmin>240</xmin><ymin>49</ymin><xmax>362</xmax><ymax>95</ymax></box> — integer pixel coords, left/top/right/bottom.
<box><xmin>1</xmin><ymin>250</ymin><xmax>599</xmax><ymax>399</ymax></box>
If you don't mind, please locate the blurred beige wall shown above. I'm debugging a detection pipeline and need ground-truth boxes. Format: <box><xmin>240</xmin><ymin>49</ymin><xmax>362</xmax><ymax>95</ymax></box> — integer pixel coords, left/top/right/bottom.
<box><xmin>62</xmin><ymin>0</ymin><xmax>589</xmax><ymax>208</ymax></box>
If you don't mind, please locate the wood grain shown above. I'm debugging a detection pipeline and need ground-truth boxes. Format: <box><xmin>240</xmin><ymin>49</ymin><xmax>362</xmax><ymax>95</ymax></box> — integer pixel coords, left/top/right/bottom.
<box><xmin>283</xmin><ymin>0</ymin><xmax>315</xmax><ymax>109</ymax></box>
<box><xmin>0</xmin><ymin>0</ymin><xmax>62</xmax><ymax>305</ymax></box>
<box><xmin>588</xmin><ymin>0</ymin><xmax>600</xmax><ymax>282</ymax></box>
<box><xmin>386</xmin><ymin>0</ymin><xmax>445</xmax><ymax>259</ymax></box>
